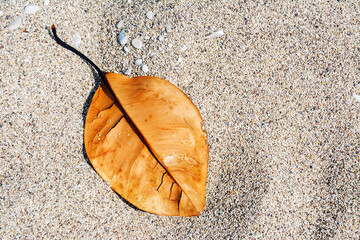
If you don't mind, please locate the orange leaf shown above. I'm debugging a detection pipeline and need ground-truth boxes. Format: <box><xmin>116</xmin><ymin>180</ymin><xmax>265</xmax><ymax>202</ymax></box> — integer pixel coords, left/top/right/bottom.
<box><xmin>51</xmin><ymin>25</ymin><xmax>209</xmax><ymax>216</ymax></box>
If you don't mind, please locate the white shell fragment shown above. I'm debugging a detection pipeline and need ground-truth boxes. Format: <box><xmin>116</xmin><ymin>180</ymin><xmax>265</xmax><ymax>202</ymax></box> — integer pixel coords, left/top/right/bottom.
<box><xmin>7</xmin><ymin>16</ymin><xmax>22</xmax><ymax>30</ymax></box>
<box><xmin>142</xmin><ymin>64</ymin><xmax>149</xmax><ymax>73</ymax></box>
<box><xmin>73</xmin><ymin>33</ymin><xmax>82</xmax><ymax>47</ymax></box>
<box><xmin>118</xmin><ymin>30</ymin><xmax>128</xmax><ymax>45</ymax></box>
<box><xmin>158</xmin><ymin>35</ymin><xmax>164</xmax><ymax>41</ymax></box>
<box><xmin>124</xmin><ymin>67</ymin><xmax>132</xmax><ymax>75</ymax></box>
<box><xmin>166</xmin><ymin>24</ymin><xmax>172</xmax><ymax>33</ymax></box>
<box><xmin>134</xmin><ymin>59</ymin><xmax>143</xmax><ymax>66</ymax></box>
<box><xmin>124</xmin><ymin>46</ymin><xmax>130</xmax><ymax>53</ymax></box>
<box><xmin>0</xmin><ymin>10</ymin><xmax>3</xmax><ymax>16</ymax></box>
<box><xmin>180</xmin><ymin>45</ymin><xmax>187</xmax><ymax>52</ymax></box>
<box><xmin>44</xmin><ymin>0</ymin><xmax>50</xmax><ymax>6</ymax></box>
<box><xmin>146</xmin><ymin>11</ymin><xmax>154</xmax><ymax>20</ymax></box>
<box><xmin>131</xmin><ymin>38</ymin><xmax>143</xmax><ymax>49</ymax></box>
<box><xmin>24</xmin><ymin>4</ymin><xmax>40</xmax><ymax>14</ymax></box>
<box><xmin>353</xmin><ymin>94</ymin><xmax>360</xmax><ymax>102</ymax></box>
<box><xmin>116</xmin><ymin>21</ymin><xmax>123</xmax><ymax>29</ymax></box>
<box><xmin>206</xmin><ymin>30</ymin><xmax>224</xmax><ymax>39</ymax></box>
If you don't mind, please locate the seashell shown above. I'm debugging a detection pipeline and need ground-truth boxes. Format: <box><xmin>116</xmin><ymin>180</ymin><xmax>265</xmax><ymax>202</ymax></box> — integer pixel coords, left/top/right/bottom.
<box><xmin>206</xmin><ymin>30</ymin><xmax>224</xmax><ymax>39</ymax></box>
<box><xmin>353</xmin><ymin>94</ymin><xmax>360</xmax><ymax>102</ymax></box>
<box><xmin>166</xmin><ymin>24</ymin><xmax>172</xmax><ymax>33</ymax></box>
<box><xmin>24</xmin><ymin>4</ymin><xmax>40</xmax><ymax>14</ymax></box>
<box><xmin>180</xmin><ymin>45</ymin><xmax>187</xmax><ymax>52</ymax></box>
<box><xmin>116</xmin><ymin>21</ymin><xmax>123</xmax><ymax>29</ymax></box>
<box><xmin>134</xmin><ymin>59</ymin><xmax>143</xmax><ymax>66</ymax></box>
<box><xmin>142</xmin><ymin>64</ymin><xmax>148</xmax><ymax>73</ymax></box>
<box><xmin>73</xmin><ymin>33</ymin><xmax>81</xmax><ymax>47</ymax></box>
<box><xmin>7</xmin><ymin>16</ymin><xmax>22</xmax><ymax>30</ymax></box>
<box><xmin>117</xmin><ymin>30</ymin><xmax>128</xmax><ymax>45</ymax></box>
<box><xmin>131</xmin><ymin>38</ymin><xmax>143</xmax><ymax>49</ymax></box>
<box><xmin>146</xmin><ymin>11</ymin><xmax>154</xmax><ymax>20</ymax></box>
<box><xmin>124</xmin><ymin>67</ymin><xmax>132</xmax><ymax>75</ymax></box>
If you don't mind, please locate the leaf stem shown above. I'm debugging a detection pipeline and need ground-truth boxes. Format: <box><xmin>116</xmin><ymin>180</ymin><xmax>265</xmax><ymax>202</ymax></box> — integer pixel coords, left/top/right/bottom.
<box><xmin>51</xmin><ymin>25</ymin><xmax>118</xmax><ymax>115</ymax></box>
<box><xmin>51</xmin><ymin>25</ymin><xmax>106</xmax><ymax>82</ymax></box>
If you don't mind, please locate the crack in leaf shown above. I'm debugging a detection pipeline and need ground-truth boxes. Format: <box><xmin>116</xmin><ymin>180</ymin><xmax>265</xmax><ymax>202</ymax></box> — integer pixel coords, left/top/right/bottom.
<box><xmin>157</xmin><ymin>172</ymin><xmax>167</xmax><ymax>191</ymax></box>
<box><xmin>178</xmin><ymin>190</ymin><xmax>182</xmax><ymax>213</ymax></box>
<box><xmin>169</xmin><ymin>182</ymin><xmax>175</xmax><ymax>199</ymax></box>
<box><xmin>104</xmin><ymin>114</ymin><xmax>125</xmax><ymax>138</ymax></box>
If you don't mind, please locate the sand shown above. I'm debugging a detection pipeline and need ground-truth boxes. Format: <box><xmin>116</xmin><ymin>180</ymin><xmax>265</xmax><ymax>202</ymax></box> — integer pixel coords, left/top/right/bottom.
<box><xmin>1</xmin><ymin>0</ymin><xmax>359</xmax><ymax>239</ymax></box>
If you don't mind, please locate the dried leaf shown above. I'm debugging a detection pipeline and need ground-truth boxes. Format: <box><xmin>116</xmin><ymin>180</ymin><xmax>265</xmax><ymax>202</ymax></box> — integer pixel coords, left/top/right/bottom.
<box><xmin>51</xmin><ymin>25</ymin><xmax>209</xmax><ymax>216</ymax></box>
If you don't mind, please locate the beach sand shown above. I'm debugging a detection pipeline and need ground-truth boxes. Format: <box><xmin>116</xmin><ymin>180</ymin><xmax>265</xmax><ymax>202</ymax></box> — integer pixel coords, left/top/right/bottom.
<box><xmin>1</xmin><ymin>1</ymin><xmax>359</xmax><ymax>239</ymax></box>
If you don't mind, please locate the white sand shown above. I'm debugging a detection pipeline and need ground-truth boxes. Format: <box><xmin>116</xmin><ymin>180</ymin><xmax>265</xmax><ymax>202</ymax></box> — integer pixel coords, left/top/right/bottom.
<box><xmin>1</xmin><ymin>1</ymin><xmax>359</xmax><ymax>239</ymax></box>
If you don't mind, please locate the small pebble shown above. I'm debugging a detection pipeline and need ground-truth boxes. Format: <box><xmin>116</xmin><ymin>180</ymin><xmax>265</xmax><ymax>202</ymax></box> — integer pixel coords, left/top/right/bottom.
<box><xmin>353</xmin><ymin>94</ymin><xmax>360</xmax><ymax>102</ymax></box>
<box><xmin>166</xmin><ymin>24</ymin><xmax>172</xmax><ymax>33</ymax></box>
<box><xmin>24</xmin><ymin>4</ymin><xmax>40</xmax><ymax>14</ymax></box>
<box><xmin>158</xmin><ymin>35</ymin><xmax>164</xmax><ymax>41</ymax></box>
<box><xmin>181</xmin><ymin>45</ymin><xmax>187</xmax><ymax>52</ymax></box>
<box><xmin>117</xmin><ymin>30</ymin><xmax>128</xmax><ymax>45</ymax></box>
<box><xmin>7</xmin><ymin>16</ymin><xmax>22</xmax><ymax>30</ymax></box>
<box><xmin>116</xmin><ymin>21</ymin><xmax>123</xmax><ymax>29</ymax></box>
<box><xmin>206</xmin><ymin>30</ymin><xmax>224</xmax><ymax>39</ymax></box>
<box><xmin>124</xmin><ymin>67</ymin><xmax>132</xmax><ymax>75</ymax></box>
<box><xmin>123</xmin><ymin>46</ymin><xmax>130</xmax><ymax>53</ymax></box>
<box><xmin>142</xmin><ymin>64</ymin><xmax>149</xmax><ymax>73</ymax></box>
<box><xmin>146</xmin><ymin>11</ymin><xmax>154</xmax><ymax>20</ymax></box>
<box><xmin>0</xmin><ymin>10</ymin><xmax>3</xmax><ymax>16</ymax></box>
<box><xmin>134</xmin><ymin>59</ymin><xmax>143</xmax><ymax>66</ymax></box>
<box><xmin>44</xmin><ymin>0</ymin><xmax>49</xmax><ymax>6</ymax></box>
<box><xmin>131</xmin><ymin>38</ymin><xmax>143</xmax><ymax>49</ymax></box>
<box><xmin>73</xmin><ymin>33</ymin><xmax>81</xmax><ymax>47</ymax></box>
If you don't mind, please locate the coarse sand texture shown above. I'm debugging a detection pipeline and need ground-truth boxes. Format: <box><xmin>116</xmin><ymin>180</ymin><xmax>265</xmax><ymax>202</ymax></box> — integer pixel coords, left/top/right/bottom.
<box><xmin>1</xmin><ymin>1</ymin><xmax>359</xmax><ymax>239</ymax></box>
